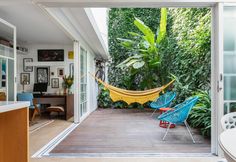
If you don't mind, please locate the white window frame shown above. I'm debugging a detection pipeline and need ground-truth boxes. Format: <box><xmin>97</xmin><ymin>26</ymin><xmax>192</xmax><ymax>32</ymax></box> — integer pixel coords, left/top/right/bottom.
<box><xmin>0</xmin><ymin>18</ymin><xmax>17</xmax><ymax>101</ymax></box>
<box><xmin>79</xmin><ymin>46</ymin><xmax>89</xmax><ymax>120</ymax></box>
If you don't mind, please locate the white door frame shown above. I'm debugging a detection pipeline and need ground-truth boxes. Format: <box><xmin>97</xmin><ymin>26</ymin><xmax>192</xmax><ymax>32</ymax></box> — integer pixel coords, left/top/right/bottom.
<box><xmin>211</xmin><ymin>3</ymin><xmax>224</xmax><ymax>156</ymax></box>
<box><xmin>35</xmin><ymin>0</ymin><xmax>230</xmax><ymax>156</ymax></box>
<box><xmin>74</xmin><ymin>40</ymin><xmax>80</xmax><ymax>123</ymax></box>
<box><xmin>0</xmin><ymin>18</ymin><xmax>17</xmax><ymax>101</ymax></box>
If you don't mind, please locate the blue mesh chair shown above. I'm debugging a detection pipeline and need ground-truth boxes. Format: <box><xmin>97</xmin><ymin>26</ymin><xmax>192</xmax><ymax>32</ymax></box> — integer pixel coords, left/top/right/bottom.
<box><xmin>150</xmin><ymin>91</ymin><xmax>176</xmax><ymax>117</ymax></box>
<box><xmin>158</xmin><ymin>96</ymin><xmax>199</xmax><ymax>143</ymax></box>
<box><xmin>17</xmin><ymin>93</ymin><xmax>41</xmax><ymax>121</ymax></box>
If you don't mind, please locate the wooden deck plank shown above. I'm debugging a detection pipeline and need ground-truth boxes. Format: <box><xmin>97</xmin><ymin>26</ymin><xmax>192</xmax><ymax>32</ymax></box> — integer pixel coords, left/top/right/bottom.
<box><xmin>51</xmin><ymin>109</ymin><xmax>210</xmax><ymax>154</ymax></box>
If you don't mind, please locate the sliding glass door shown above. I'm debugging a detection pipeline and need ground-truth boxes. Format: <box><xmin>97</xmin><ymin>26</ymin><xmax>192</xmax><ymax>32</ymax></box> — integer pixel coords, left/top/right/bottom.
<box><xmin>0</xmin><ymin>18</ymin><xmax>16</xmax><ymax>101</ymax></box>
<box><xmin>223</xmin><ymin>6</ymin><xmax>236</xmax><ymax>114</ymax></box>
<box><xmin>80</xmin><ymin>47</ymin><xmax>87</xmax><ymax>117</ymax></box>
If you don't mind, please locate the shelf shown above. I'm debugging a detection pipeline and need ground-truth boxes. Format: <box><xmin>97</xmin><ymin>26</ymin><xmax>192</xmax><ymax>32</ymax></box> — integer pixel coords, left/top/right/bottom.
<box><xmin>0</xmin><ymin>44</ymin><xmax>28</xmax><ymax>57</ymax></box>
<box><xmin>25</xmin><ymin>62</ymin><xmax>65</xmax><ymax>67</ymax></box>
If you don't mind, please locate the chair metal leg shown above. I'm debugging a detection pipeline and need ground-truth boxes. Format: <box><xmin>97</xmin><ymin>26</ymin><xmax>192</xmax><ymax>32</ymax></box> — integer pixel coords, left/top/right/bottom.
<box><xmin>162</xmin><ymin>122</ymin><xmax>172</xmax><ymax>141</ymax></box>
<box><xmin>184</xmin><ymin>121</ymin><xmax>196</xmax><ymax>143</ymax></box>
<box><xmin>151</xmin><ymin>109</ymin><xmax>158</xmax><ymax>117</ymax></box>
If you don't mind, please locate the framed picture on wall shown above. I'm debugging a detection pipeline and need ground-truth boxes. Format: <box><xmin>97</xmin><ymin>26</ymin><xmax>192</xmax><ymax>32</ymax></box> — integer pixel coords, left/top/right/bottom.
<box><xmin>68</xmin><ymin>51</ymin><xmax>74</xmax><ymax>59</ymax></box>
<box><xmin>23</xmin><ymin>58</ymin><xmax>33</xmax><ymax>72</ymax></box>
<box><xmin>69</xmin><ymin>63</ymin><xmax>74</xmax><ymax>76</ymax></box>
<box><xmin>57</xmin><ymin>68</ymin><xmax>64</xmax><ymax>77</ymax></box>
<box><xmin>20</xmin><ymin>73</ymin><xmax>30</xmax><ymax>85</ymax></box>
<box><xmin>38</xmin><ymin>49</ymin><xmax>64</xmax><ymax>62</ymax></box>
<box><xmin>35</xmin><ymin>67</ymin><xmax>50</xmax><ymax>85</ymax></box>
<box><xmin>51</xmin><ymin>78</ymin><xmax>59</xmax><ymax>88</ymax></box>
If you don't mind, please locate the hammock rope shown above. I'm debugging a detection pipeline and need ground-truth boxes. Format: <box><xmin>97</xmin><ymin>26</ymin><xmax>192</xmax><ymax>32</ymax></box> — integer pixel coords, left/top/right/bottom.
<box><xmin>90</xmin><ymin>73</ymin><xmax>175</xmax><ymax>105</ymax></box>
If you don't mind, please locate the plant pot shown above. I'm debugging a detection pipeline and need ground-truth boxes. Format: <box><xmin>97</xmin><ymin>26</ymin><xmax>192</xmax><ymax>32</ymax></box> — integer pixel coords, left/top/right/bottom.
<box><xmin>64</xmin><ymin>88</ymin><xmax>67</xmax><ymax>94</ymax></box>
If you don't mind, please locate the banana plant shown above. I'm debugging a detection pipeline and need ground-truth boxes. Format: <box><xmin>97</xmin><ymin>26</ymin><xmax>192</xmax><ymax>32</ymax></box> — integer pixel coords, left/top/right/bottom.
<box><xmin>116</xmin><ymin>8</ymin><xmax>167</xmax><ymax>70</ymax></box>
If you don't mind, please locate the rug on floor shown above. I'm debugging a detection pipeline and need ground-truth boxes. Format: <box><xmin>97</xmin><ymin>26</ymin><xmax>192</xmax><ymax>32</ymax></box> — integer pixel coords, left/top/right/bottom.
<box><xmin>30</xmin><ymin>119</ymin><xmax>54</xmax><ymax>133</ymax></box>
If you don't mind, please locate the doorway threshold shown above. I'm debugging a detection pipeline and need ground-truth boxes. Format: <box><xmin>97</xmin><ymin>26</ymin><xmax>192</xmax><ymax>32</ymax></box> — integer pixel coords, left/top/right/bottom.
<box><xmin>32</xmin><ymin>123</ymin><xmax>79</xmax><ymax>158</ymax></box>
<box><xmin>46</xmin><ymin>152</ymin><xmax>213</xmax><ymax>158</ymax></box>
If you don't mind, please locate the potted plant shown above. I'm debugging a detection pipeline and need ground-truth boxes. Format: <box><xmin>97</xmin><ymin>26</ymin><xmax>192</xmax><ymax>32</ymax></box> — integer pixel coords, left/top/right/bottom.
<box><xmin>62</xmin><ymin>75</ymin><xmax>74</xmax><ymax>94</ymax></box>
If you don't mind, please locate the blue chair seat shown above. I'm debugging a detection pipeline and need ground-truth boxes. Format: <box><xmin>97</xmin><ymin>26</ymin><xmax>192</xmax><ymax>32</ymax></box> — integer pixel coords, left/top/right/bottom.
<box><xmin>17</xmin><ymin>92</ymin><xmax>41</xmax><ymax>121</ymax></box>
<box><xmin>29</xmin><ymin>104</ymin><xmax>41</xmax><ymax>109</ymax></box>
<box><xmin>150</xmin><ymin>91</ymin><xmax>176</xmax><ymax>117</ymax></box>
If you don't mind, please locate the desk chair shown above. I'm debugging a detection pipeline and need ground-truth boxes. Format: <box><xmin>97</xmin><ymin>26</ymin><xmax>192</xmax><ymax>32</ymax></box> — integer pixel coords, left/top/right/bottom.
<box><xmin>17</xmin><ymin>93</ymin><xmax>41</xmax><ymax>121</ymax></box>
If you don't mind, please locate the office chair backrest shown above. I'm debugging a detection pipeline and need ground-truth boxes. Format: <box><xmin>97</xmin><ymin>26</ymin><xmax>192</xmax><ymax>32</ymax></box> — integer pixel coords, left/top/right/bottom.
<box><xmin>17</xmin><ymin>93</ymin><xmax>34</xmax><ymax>106</ymax></box>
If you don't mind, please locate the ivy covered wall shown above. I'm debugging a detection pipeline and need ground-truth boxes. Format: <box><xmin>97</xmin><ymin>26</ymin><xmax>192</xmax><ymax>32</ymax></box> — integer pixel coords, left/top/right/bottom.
<box><xmin>108</xmin><ymin>8</ymin><xmax>211</xmax><ymax>103</ymax></box>
<box><xmin>108</xmin><ymin>8</ymin><xmax>161</xmax><ymax>90</ymax></box>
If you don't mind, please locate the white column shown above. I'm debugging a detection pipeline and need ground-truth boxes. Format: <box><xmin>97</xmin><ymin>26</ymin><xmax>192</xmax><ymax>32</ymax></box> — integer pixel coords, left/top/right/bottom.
<box><xmin>211</xmin><ymin>3</ymin><xmax>224</xmax><ymax>156</ymax></box>
<box><xmin>74</xmin><ymin>40</ymin><xmax>80</xmax><ymax>123</ymax></box>
<box><xmin>13</xmin><ymin>26</ymin><xmax>17</xmax><ymax>101</ymax></box>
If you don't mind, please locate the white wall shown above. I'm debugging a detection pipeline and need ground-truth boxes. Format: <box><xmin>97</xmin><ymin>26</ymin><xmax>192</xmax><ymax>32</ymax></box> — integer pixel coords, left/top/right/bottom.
<box><xmin>17</xmin><ymin>44</ymin><xmax>73</xmax><ymax>93</ymax></box>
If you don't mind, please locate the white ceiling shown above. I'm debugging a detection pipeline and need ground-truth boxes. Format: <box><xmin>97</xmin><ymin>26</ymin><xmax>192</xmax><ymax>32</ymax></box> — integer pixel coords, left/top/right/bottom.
<box><xmin>0</xmin><ymin>0</ymin><xmax>72</xmax><ymax>45</ymax></box>
<box><xmin>45</xmin><ymin>7</ymin><xmax>109</xmax><ymax>58</ymax></box>
<box><xmin>33</xmin><ymin>0</ymin><xmax>218</xmax><ymax>7</ymax></box>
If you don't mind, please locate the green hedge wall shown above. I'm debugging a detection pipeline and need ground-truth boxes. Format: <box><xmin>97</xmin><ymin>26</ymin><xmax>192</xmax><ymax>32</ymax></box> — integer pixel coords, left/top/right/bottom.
<box><xmin>108</xmin><ymin>8</ymin><xmax>161</xmax><ymax>90</ymax></box>
<box><xmin>108</xmin><ymin>8</ymin><xmax>211</xmax><ymax>103</ymax></box>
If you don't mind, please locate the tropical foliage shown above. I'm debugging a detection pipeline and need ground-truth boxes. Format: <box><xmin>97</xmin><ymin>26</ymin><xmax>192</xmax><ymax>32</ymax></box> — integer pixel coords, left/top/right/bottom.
<box><xmin>159</xmin><ymin>8</ymin><xmax>211</xmax><ymax>103</ymax></box>
<box><xmin>188</xmin><ymin>91</ymin><xmax>211</xmax><ymax>137</ymax></box>
<box><xmin>108</xmin><ymin>8</ymin><xmax>162</xmax><ymax>90</ymax></box>
<box><xmin>97</xmin><ymin>84</ymin><xmax>112</xmax><ymax>108</ymax></box>
<box><xmin>116</xmin><ymin>8</ymin><xmax>167</xmax><ymax>89</ymax></box>
<box><xmin>108</xmin><ymin>8</ymin><xmax>211</xmax><ymax>97</ymax></box>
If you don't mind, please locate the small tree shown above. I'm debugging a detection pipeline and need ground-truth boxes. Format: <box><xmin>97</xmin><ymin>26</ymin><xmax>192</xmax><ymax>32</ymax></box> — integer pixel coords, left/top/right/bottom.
<box><xmin>116</xmin><ymin>8</ymin><xmax>167</xmax><ymax>89</ymax></box>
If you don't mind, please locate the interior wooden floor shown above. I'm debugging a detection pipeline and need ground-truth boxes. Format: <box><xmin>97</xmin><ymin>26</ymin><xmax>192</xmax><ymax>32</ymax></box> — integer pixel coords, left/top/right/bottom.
<box><xmin>50</xmin><ymin>108</ymin><xmax>210</xmax><ymax>155</ymax></box>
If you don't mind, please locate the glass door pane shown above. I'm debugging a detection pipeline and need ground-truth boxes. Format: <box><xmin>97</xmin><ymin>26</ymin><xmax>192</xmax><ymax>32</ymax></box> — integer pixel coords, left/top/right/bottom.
<box><xmin>80</xmin><ymin>47</ymin><xmax>87</xmax><ymax>117</ymax></box>
<box><xmin>224</xmin><ymin>6</ymin><xmax>236</xmax><ymax>113</ymax></box>
<box><xmin>7</xmin><ymin>59</ymin><xmax>14</xmax><ymax>101</ymax></box>
<box><xmin>0</xmin><ymin>19</ymin><xmax>15</xmax><ymax>101</ymax></box>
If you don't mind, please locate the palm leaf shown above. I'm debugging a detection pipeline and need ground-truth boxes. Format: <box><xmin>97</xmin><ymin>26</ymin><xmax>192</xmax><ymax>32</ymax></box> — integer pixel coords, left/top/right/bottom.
<box><xmin>156</xmin><ymin>8</ymin><xmax>167</xmax><ymax>44</ymax></box>
<box><xmin>134</xmin><ymin>17</ymin><xmax>155</xmax><ymax>46</ymax></box>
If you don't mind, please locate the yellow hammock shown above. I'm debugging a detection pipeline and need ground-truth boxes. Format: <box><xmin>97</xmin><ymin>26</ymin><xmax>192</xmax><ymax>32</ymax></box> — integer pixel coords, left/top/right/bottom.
<box><xmin>91</xmin><ymin>74</ymin><xmax>175</xmax><ymax>105</ymax></box>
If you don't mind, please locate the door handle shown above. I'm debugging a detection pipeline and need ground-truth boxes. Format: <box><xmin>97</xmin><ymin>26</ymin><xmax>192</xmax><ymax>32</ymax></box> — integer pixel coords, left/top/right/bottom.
<box><xmin>217</xmin><ymin>73</ymin><xmax>223</xmax><ymax>92</ymax></box>
<box><xmin>217</xmin><ymin>80</ymin><xmax>222</xmax><ymax>92</ymax></box>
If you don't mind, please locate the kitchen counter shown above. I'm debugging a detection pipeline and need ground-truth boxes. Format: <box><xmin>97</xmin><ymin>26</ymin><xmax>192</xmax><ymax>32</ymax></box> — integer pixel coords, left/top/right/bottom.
<box><xmin>0</xmin><ymin>101</ymin><xmax>29</xmax><ymax>162</ymax></box>
<box><xmin>0</xmin><ymin>101</ymin><xmax>30</xmax><ymax>113</ymax></box>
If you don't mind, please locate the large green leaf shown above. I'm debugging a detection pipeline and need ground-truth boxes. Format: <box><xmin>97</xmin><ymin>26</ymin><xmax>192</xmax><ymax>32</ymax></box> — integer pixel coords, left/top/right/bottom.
<box><xmin>116</xmin><ymin>55</ymin><xmax>142</xmax><ymax>68</ymax></box>
<box><xmin>156</xmin><ymin>8</ymin><xmax>167</xmax><ymax>44</ymax></box>
<box><xmin>134</xmin><ymin>17</ymin><xmax>155</xmax><ymax>46</ymax></box>
<box><xmin>117</xmin><ymin>38</ymin><xmax>135</xmax><ymax>48</ymax></box>
<box><xmin>133</xmin><ymin>61</ymin><xmax>145</xmax><ymax>69</ymax></box>
<box><xmin>128</xmin><ymin>32</ymin><xmax>142</xmax><ymax>37</ymax></box>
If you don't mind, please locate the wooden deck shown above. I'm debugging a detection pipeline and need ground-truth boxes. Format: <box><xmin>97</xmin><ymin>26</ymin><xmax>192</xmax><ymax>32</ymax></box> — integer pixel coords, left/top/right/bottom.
<box><xmin>50</xmin><ymin>108</ymin><xmax>210</xmax><ymax>155</ymax></box>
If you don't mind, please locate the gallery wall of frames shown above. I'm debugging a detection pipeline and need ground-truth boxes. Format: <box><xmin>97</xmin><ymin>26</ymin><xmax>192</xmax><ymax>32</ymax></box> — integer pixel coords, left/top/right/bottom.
<box><xmin>17</xmin><ymin>44</ymin><xmax>74</xmax><ymax>93</ymax></box>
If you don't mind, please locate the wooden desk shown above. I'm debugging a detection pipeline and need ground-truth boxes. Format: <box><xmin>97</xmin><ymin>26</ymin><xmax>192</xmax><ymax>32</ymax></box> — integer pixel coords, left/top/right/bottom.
<box><xmin>0</xmin><ymin>101</ymin><xmax>30</xmax><ymax>162</ymax></box>
<box><xmin>34</xmin><ymin>94</ymin><xmax>74</xmax><ymax>120</ymax></box>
